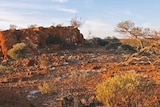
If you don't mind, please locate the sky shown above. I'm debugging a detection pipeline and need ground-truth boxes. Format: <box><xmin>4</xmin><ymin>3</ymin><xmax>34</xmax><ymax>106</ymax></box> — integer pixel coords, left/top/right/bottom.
<box><xmin>0</xmin><ymin>0</ymin><xmax>160</xmax><ymax>39</ymax></box>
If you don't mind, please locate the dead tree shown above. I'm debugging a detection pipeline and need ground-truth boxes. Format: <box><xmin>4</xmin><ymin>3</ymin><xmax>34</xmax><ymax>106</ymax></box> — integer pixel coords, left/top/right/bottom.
<box><xmin>116</xmin><ymin>20</ymin><xmax>160</xmax><ymax>65</ymax></box>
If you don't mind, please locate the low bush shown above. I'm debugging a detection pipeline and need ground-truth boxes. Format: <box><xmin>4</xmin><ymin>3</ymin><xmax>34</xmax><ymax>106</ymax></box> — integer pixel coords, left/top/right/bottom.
<box><xmin>96</xmin><ymin>72</ymin><xmax>157</xmax><ymax>107</ymax></box>
<box><xmin>93</xmin><ymin>37</ymin><xmax>109</xmax><ymax>46</ymax></box>
<box><xmin>8</xmin><ymin>43</ymin><xmax>29</xmax><ymax>60</ymax></box>
<box><xmin>38</xmin><ymin>81</ymin><xmax>51</xmax><ymax>94</ymax></box>
<box><xmin>120</xmin><ymin>44</ymin><xmax>137</xmax><ymax>52</ymax></box>
<box><xmin>105</xmin><ymin>37</ymin><xmax>120</xmax><ymax>43</ymax></box>
<box><xmin>71</xmin><ymin>70</ymin><xmax>88</xmax><ymax>82</ymax></box>
<box><xmin>0</xmin><ymin>65</ymin><xmax>14</xmax><ymax>75</ymax></box>
<box><xmin>106</xmin><ymin>42</ymin><xmax>122</xmax><ymax>49</ymax></box>
<box><xmin>84</xmin><ymin>40</ymin><xmax>94</xmax><ymax>47</ymax></box>
<box><xmin>38</xmin><ymin>54</ymin><xmax>50</xmax><ymax>68</ymax></box>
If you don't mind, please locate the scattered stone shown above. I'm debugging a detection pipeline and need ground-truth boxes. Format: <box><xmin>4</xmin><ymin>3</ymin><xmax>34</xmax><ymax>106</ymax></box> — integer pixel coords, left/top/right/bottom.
<box><xmin>62</xmin><ymin>95</ymin><xmax>74</xmax><ymax>107</ymax></box>
<box><xmin>27</xmin><ymin>90</ymin><xmax>40</xmax><ymax>99</ymax></box>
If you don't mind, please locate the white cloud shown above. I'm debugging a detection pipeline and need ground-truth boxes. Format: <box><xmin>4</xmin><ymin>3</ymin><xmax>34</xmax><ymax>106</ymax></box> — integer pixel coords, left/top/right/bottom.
<box><xmin>0</xmin><ymin>1</ymin><xmax>66</xmax><ymax>11</ymax></box>
<box><xmin>125</xmin><ymin>10</ymin><xmax>132</xmax><ymax>16</ymax></box>
<box><xmin>57</xmin><ymin>7</ymin><xmax>78</xmax><ymax>13</ymax></box>
<box><xmin>51</xmin><ymin>0</ymin><xmax>68</xmax><ymax>3</ymax></box>
<box><xmin>79</xmin><ymin>19</ymin><xmax>118</xmax><ymax>38</ymax></box>
<box><xmin>106</xmin><ymin>10</ymin><xmax>133</xmax><ymax>16</ymax></box>
<box><xmin>0</xmin><ymin>0</ymin><xmax>77</xmax><ymax>29</ymax></box>
<box><xmin>84</xmin><ymin>20</ymin><xmax>113</xmax><ymax>31</ymax></box>
<box><xmin>0</xmin><ymin>1</ymin><xmax>77</xmax><ymax>15</ymax></box>
<box><xmin>0</xmin><ymin>9</ymin><xmax>44</xmax><ymax>29</ymax></box>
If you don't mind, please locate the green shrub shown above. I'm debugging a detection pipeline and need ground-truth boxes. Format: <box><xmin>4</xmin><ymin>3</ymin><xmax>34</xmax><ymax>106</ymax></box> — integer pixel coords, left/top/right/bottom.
<box><xmin>0</xmin><ymin>65</ymin><xmax>14</xmax><ymax>75</ymax></box>
<box><xmin>71</xmin><ymin>71</ymin><xmax>88</xmax><ymax>82</ymax></box>
<box><xmin>38</xmin><ymin>54</ymin><xmax>50</xmax><ymax>68</ymax></box>
<box><xmin>96</xmin><ymin>72</ymin><xmax>157</xmax><ymax>107</ymax></box>
<box><xmin>120</xmin><ymin>44</ymin><xmax>137</xmax><ymax>52</ymax></box>
<box><xmin>106</xmin><ymin>42</ymin><xmax>122</xmax><ymax>49</ymax></box>
<box><xmin>93</xmin><ymin>37</ymin><xmax>109</xmax><ymax>46</ymax></box>
<box><xmin>105</xmin><ymin>37</ymin><xmax>120</xmax><ymax>43</ymax></box>
<box><xmin>38</xmin><ymin>81</ymin><xmax>51</xmax><ymax>94</ymax></box>
<box><xmin>8</xmin><ymin>43</ymin><xmax>29</xmax><ymax>60</ymax></box>
<box><xmin>84</xmin><ymin>40</ymin><xmax>94</xmax><ymax>47</ymax></box>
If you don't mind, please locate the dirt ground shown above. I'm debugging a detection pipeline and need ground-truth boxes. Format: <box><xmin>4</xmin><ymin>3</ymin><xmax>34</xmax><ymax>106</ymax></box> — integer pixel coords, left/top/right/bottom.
<box><xmin>0</xmin><ymin>47</ymin><xmax>160</xmax><ymax>107</ymax></box>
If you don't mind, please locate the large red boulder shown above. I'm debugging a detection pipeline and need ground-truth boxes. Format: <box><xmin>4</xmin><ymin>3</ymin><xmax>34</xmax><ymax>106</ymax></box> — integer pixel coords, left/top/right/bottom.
<box><xmin>0</xmin><ymin>26</ymin><xmax>84</xmax><ymax>59</ymax></box>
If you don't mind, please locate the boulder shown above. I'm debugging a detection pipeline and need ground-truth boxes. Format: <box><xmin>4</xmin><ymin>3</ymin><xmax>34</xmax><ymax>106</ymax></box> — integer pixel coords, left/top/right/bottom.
<box><xmin>62</xmin><ymin>95</ymin><xmax>74</xmax><ymax>107</ymax></box>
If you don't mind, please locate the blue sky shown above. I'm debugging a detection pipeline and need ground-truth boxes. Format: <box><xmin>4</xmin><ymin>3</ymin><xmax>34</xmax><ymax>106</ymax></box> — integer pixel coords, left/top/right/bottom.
<box><xmin>0</xmin><ymin>0</ymin><xmax>160</xmax><ymax>38</ymax></box>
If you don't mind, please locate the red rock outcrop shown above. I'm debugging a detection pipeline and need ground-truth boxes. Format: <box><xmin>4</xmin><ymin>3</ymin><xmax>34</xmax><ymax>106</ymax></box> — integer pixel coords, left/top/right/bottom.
<box><xmin>0</xmin><ymin>26</ymin><xmax>84</xmax><ymax>59</ymax></box>
<box><xmin>0</xmin><ymin>30</ymin><xmax>18</xmax><ymax>59</ymax></box>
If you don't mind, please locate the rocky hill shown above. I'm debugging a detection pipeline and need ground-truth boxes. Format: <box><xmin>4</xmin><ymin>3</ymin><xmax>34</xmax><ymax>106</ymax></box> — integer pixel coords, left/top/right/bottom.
<box><xmin>0</xmin><ymin>26</ymin><xmax>84</xmax><ymax>60</ymax></box>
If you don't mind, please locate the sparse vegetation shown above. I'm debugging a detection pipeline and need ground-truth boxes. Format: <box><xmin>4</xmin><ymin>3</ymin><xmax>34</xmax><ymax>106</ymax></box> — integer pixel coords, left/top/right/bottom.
<box><xmin>71</xmin><ymin>70</ymin><xmax>88</xmax><ymax>82</ymax></box>
<box><xmin>9</xmin><ymin>24</ymin><xmax>17</xmax><ymax>30</ymax></box>
<box><xmin>71</xmin><ymin>70</ymin><xmax>79</xmax><ymax>82</ymax></box>
<box><xmin>70</xmin><ymin>16</ymin><xmax>85</xmax><ymax>28</ymax></box>
<box><xmin>0</xmin><ymin>65</ymin><xmax>14</xmax><ymax>75</ymax></box>
<box><xmin>0</xmin><ymin>22</ymin><xmax>160</xmax><ymax>107</ymax></box>
<box><xmin>28</xmin><ymin>24</ymin><xmax>37</xmax><ymax>29</ymax></box>
<box><xmin>120</xmin><ymin>44</ymin><xmax>136</xmax><ymax>52</ymax></box>
<box><xmin>107</xmin><ymin>41</ymin><xmax>122</xmax><ymax>49</ymax></box>
<box><xmin>38</xmin><ymin>54</ymin><xmax>50</xmax><ymax>68</ymax></box>
<box><xmin>85</xmin><ymin>36</ymin><xmax>121</xmax><ymax>48</ymax></box>
<box><xmin>38</xmin><ymin>81</ymin><xmax>51</xmax><ymax>94</ymax></box>
<box><xmin>96</xmin><ymin>72</ymin><xmax>157</xmax><ymax>107</ymax></box>
<box><xmin>8</xmin><ymin>43</ymin><xmax>29</xmax><ymax>60</ymax></box>
<box><xmin>92</xmin><ymin>37</ymin><xmax>109</xmax><ymax>46</ymax></box>
<box><xmin>56</xmin><ymin>24</ymin><xmax>63</xmax><ymax>27</ymax></box>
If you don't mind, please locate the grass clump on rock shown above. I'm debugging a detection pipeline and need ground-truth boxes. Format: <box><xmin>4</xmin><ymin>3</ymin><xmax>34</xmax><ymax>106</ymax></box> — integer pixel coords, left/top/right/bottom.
<box><xmin>8</xmin><ymin>43</ymin><xmax>29</xmax><ymax>60</ymax></box>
